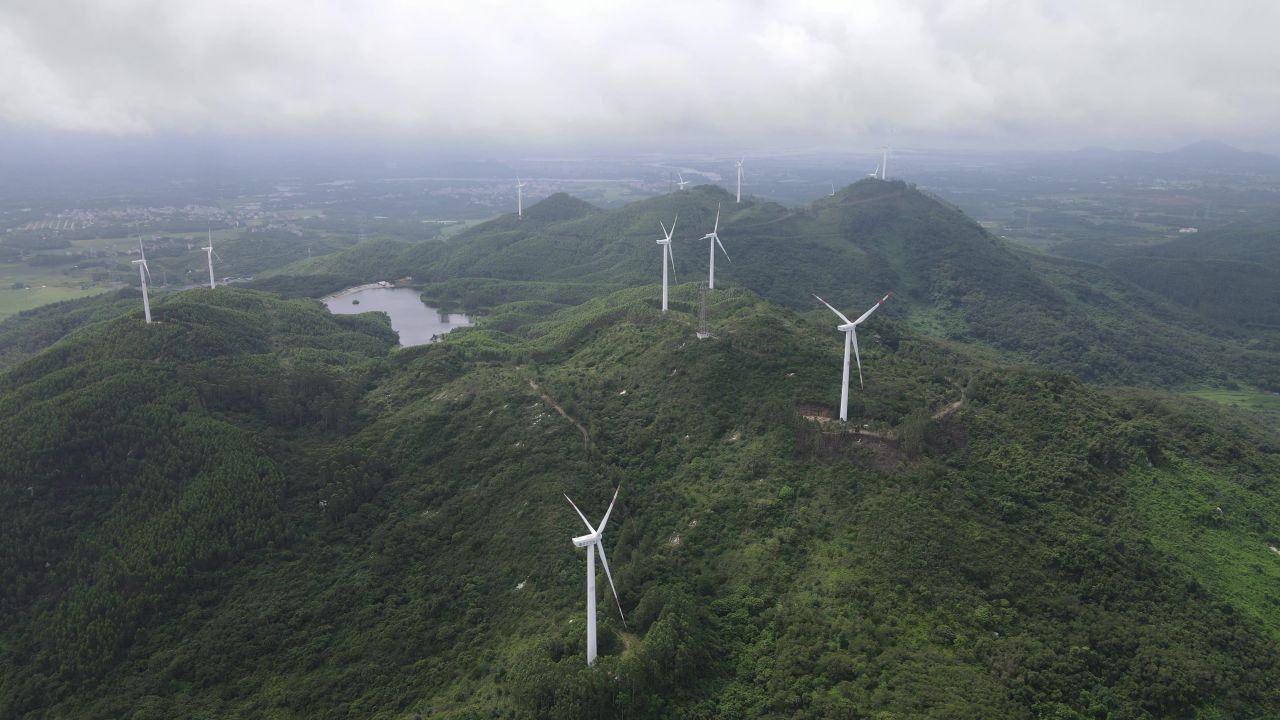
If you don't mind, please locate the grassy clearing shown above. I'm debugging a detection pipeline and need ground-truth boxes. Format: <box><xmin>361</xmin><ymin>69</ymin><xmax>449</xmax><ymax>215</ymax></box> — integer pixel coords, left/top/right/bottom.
<box><xmin>1128</xmin><ymin>465</ymin><xmax>1280</xmax><ymax>642</ymax></box>
<box><xmin>0</xmin><ymin>262</ymin><xmax>120</xmax><ymax>318</ymax></box>
<box><xmin>1187</xmin><ymin>388</ymin><xmax>1280</xmax><ymax>432</ymax></box>
<box><xmin>0</xmin><ymin>285</ymin><xmax>106</xmax><ymax>319</ymax></box>
<box><xmin>438</xmin><ymin>218</ymin><xmax>487</xmax><ymax>240</ymax></box>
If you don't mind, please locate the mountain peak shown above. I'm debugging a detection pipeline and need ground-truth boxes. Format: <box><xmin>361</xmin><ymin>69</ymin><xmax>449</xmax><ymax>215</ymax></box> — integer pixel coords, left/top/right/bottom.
<box><xmin>523</xmin><ymin>192</ymin><xmax>598</xmax><ymax>222</ymax></box>
<box><xmin>1171</xmin><ymin>139</ymin><xmax>1244</xmax><ymax>156</ymax></box>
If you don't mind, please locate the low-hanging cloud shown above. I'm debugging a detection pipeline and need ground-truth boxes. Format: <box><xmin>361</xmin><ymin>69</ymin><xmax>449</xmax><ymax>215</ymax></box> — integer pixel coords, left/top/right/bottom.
<box><xmin>1</xmin><ymin>0</ymin><xmax>1277</xmax><ymax>150</ymax></box>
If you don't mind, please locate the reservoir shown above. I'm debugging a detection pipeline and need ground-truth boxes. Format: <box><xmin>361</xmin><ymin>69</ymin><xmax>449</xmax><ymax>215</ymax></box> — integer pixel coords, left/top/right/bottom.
<box><xmin>323</xmin><ymin>286</ymin><xmax>472</xmax><ymax>346</ymax></box>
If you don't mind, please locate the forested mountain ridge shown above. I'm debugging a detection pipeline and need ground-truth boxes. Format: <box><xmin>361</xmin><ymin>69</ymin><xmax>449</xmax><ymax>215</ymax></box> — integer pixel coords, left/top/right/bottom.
<box><xmin>8</xmin><ymin>181</ymin><xmax>1278</xmax><ymax>389</ymax></box>
<box><xmin>2</xmin><ymin>285</ymin><xmax>1279</xmax><ymax>718</ymax></box>
<box><xmin>282</xmin><ymin>180</ymin><xmax>1280</xmax><ymax>389</ymax></box>
<box><xmin>1102</xmin><ymin>222</ymin><xmax>1280</xmax><ymax>333</ymax></box>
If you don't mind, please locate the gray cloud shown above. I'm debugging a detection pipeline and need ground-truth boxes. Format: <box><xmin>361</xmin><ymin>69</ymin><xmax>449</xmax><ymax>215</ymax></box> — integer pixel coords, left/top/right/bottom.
<box><xmin>2</xmin><ymin>0</ymin><xmax>1277</xmax><ymax>150</ymax></box>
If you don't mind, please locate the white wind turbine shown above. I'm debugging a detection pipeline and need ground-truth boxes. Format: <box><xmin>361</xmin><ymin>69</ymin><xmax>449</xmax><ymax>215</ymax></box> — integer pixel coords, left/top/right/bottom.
<box><xmin>202</xmin><ymin>229</ymin><xmax>220</xmax><ymax>289</ymax></box>
<box><xmin>735</xmin><ymin>158</ymin><xmax>744</xmax><ymax>203</ymax></box>
<box><xmin>517</xmin><ymin>177</ymin><xmax>527</xmax><ymax>218</ymax></box>
<box><xmin>676</xmin><ymin>171</ymin><xmax>690</xmax><ymax>191</ymax></box>
<box><xmin>133</xmin><ymin>239</ymin><xmax>152</xmax><ymax>324</ymax></box>
<box><xmin>701</xmin><ymin>203</ymin><xmax>731</xmax><ymax>290</ymax></box>
<box><xmin>565</xmin><ymin>488</ymin><xmax>626</xmax><ymax>666</ymax></box>
<box><xmin>814</xmin><ymin>292</ymin><xmax>891</xmax><ymax>422</ymax></box>
<box><xmin>657</xmin><ymin>215</ymin><xmax>678</xmax><ymax>312</ymax></box>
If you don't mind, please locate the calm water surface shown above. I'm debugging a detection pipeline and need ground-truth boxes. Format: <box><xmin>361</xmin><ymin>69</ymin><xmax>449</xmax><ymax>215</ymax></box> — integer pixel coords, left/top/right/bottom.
<box><xmin>323</xmin><ymin>287</ymin><xmax>472</xmax><ymax>346</ymax></box>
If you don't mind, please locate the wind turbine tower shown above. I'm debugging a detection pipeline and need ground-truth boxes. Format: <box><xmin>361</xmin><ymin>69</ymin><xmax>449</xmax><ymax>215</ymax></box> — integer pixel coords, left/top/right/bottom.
<box><xmin>735</xmin><ymin>158</ymin><xmax>744</xmax><ymax>203</ymax></box>
<box><xmin>517</xmin><ymin>178</ymin><xmax>527</xmax><ymax>218</ymax></box>
<box><xmin>701</xmin><ymin>203</ymin><xmax>731</xmax><ymax>290</ymax></box>
<box><xmin>880</xmin><ymin>147</ymin><xmax>889</xmax><ymax>180</ymax></box>
<box><xmin>657</xmin><ymin>215</ymin><xmax>678</xmax><ymax>312</ymax></box>
<box><xmin>565</xmin><ymin>488</ymin><xmax>626</xmax><ymax>665</ymax></box>
<box><xmin>133</xmin><ymin>239</ymin><xmax>152</xmax><ymax>324</ymax></box>
<box><xmin>814</xmin><ymin>292</ymin><xmax>891</xmax><ymax>421</ymax></box>
<box><xmin>202</xmin><ymin>229</ymin><xmax>219</xmax><ymax>289</ymax></box>
<box><xmin>696</xmin><ymin>282</ymin><xmax>711</xmax><ymax>339</ymax></box>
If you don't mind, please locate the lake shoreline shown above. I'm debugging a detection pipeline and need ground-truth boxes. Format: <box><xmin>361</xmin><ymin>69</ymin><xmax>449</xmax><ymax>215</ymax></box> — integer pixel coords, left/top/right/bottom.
<box><xmin>319</xmin><ymin>281</ymin><xmax>397</xmax><ymax>303</ymax></box>
<box><xmin>322</xmin><ymin>285</ymin><xmax>472</xmax><ymax>346</ymax></box>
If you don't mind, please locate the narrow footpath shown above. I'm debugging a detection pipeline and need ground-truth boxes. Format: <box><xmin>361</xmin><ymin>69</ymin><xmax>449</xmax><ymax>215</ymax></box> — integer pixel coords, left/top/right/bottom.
<box><xmin>527</xmin><ymin>377</ymin><xmax>591</xmax><ymax>450</ymax></box>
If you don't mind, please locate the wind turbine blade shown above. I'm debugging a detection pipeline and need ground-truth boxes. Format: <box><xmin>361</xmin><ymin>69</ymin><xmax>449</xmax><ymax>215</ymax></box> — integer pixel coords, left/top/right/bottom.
<box><xmin>812</xmin><ymin>294</ymin><xmax>852</xmax><ymax>325</ymax></box>
<box><xmin>595</xmin><ymin>541</ymin><xmax>626</xmax><ymax>626</ymax></box>
<box><xmin>139</xmin><ymin>239</ymin><xmax>147</xmax><ymax>263</ymax></box>
<box><xmin>853</xmin><ymin>292</ymin><xmax>891</xmax><ymax>325</ymax></box>
<box><xmin>713</xmin><ymin>203</ymin><xmax>720</xmax><ymax>233</ymax></box>
<box><xmin>852</xmin><ymin>328</ymin><xmax>864</xmax><ymax>388</ymax></box>
<box><xmin>669</xmin><ymin>214</ymin><xmax>677</xmax><ymax>238</ymax></box>
<box><xmin>143</xmin><ymin>260</ymin><xmax>151</xmax><ymax>282</ymax></box>
<box><xmin>564</xmin><ymin>494</ymin><xmax>597</xmax><ymax>534</ymax></box>
<box><xmin>660</xmin><ymin>220</ymin><xmax>669</xmax><ymax>238</ymax></box>
<box><xmin>667</xmin><ymin>245</ymin><xmax>678</xmax><ymax>285</ymax></box>
<box><xmin>597</xmin><ymin>486</ymin><xmax>620</xmax><ymax>532</ymax></box>
<box><xmin>715</xmin><ymin>235</ymin><xmax>731</xmax><ymax>263</ymax></box>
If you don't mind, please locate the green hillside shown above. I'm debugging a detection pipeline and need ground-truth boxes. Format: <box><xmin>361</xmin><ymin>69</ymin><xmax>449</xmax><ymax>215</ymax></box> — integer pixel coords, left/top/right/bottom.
<box><xmin>3</xmin><ymin>286</ymin><xmax>1280</xmax><ymax>718</ymax></box>
<box><xmin>1103</xmin><ymin>225</ymin><xmax>1280</xmax><ymax>332</ymax></box>
<box><xmin>306</xmin><ymin>180</ymin><xmax>1279</xmax><ymax>390</ymax></box>
<box><xmin>0</xmin><ymin>289</ymin><xmax>142</xmax><ymax>371</ymax></box>
<box><xmin>35</xmin><ymin>181</ymin><xmax>1264</xmax><ymax>391</ymax></box>
<box><xmin>1143</xmin><ymin>224</ymin><xmax>1280</xmax><ymax>266</ymax></box>
<box><xmin>1106</xmin><ymin>256</ymin><xmax>1280</xmax><ymax>330</ymax></box>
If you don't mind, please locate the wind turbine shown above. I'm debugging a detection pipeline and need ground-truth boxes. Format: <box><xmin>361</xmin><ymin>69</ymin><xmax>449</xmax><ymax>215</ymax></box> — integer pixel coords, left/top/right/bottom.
<box><xmin>701</xmin><ymin>203</ymin><xmax>730</xmax><ymax>290</ymax></box>
<box><xmin>202</xmin><ymin>229</ymin><xmax>220</xmax><ymax>289</ymax></box>
<box><xmin>676</xmin><ymin>171</ymin><xmax>690</xmax><ymax>191</ymax></box>
<box><xmin>813</xmin><ymin>292</ymin><xmax>891</xmax><ymax>422</ymax></box>
<box><xmin>657</xmin><ymin>215</ymin><xmax>678</xmax><ymax>312</ymax></box>
<box><xmin>133</xmin><ymin>239</ymin><xmax>152</xmax><ymax>324</ymax></box>
<box><xmin>517</xmin><ymin>177</ymin><xmax>527</xmax><ymax>218</ymax></box>
<box><xmin>565</xmin><ymin>488</ymin><xmax>626</xmax><ymax>666</ymax></box>
<box><xmin>735</xmin><ymin>158</ymin><xmax>744</xmax><ymax>203</ymax></box>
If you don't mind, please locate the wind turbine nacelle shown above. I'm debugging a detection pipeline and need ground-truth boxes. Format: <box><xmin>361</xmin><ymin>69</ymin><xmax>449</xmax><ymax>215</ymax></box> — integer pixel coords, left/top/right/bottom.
<box><xmin>572</xmin><ymin>533</ymin><xmax>600</xmax><ymax>548</ymax></box>
<box><xmin>838</xmin><ymin>323</ymin><xmax>857</xmax><ymax>332</ymax></box>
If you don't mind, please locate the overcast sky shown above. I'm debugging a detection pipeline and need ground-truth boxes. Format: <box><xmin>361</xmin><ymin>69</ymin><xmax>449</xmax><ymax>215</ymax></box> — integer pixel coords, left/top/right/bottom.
<box><xmin>2</xmin><ymin>0</ymin><xmax>1278</xmax><ymax>153</ymax></box>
